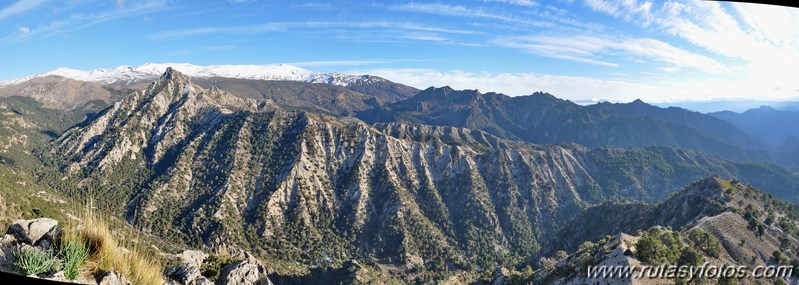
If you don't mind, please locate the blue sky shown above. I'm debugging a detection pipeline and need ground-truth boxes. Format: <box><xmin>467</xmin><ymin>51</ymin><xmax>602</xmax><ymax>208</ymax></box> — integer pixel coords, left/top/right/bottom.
<box><xmin>2</xmin><ymin>0</ymin><xmax>799</xmax><ymax>103</ymax></box>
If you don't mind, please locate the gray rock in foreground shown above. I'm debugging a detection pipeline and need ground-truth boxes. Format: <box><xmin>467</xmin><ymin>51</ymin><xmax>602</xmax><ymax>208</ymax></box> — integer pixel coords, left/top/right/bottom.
<box><xmin>6</xmin><ymin>218</ymin><xmax>62</xmax><ymax>248</ymax></box>
<box><xmin>98</xmin><ymin>271</ymin><xmax>131</xmax><ymax>285</ymax></box>
<box><xmin>217</xmin><ymin>252</ymin><xmax>271</xmax><ymax>285</ymax></box>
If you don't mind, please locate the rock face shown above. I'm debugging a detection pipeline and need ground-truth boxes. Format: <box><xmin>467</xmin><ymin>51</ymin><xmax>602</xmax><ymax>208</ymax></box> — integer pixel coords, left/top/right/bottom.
<box><xmin>0</xmin><ymin>234</ymin><xmax>15</xmax><ymax>267</ymax></box>
<box><xmin>165</xmin><ymin>249</ymin><xmax>271</xmax><ymax>285</ymax></box>
<box><xmin>98</xmin><ymin>271</ymin><xmax>131</xmax><ymax>285</ymax></box>
<box><xmin>50</xmin><ymin>68</ymin><xmax>799</xmax><ymax>269</ymax></box>
<box><xmin>6</xmin><ymin>218</ymin><xmax>61</xmax><ymax>249</ymax></box>
<box><xmin>164</xmin><ymin>250</ymin><xmax>212</xmax><ymax>285</ymax></box>
<box><xmin>217</xmin><ymin>254</ymin><xmax>267</xmax><ymax>285</ymax></box>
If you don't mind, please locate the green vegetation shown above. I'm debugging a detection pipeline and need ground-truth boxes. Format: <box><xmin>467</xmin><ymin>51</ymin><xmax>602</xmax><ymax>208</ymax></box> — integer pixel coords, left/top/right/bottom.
<box><xmin>12</xmin><ymin>247</ymin><xmax>62</xmax><ymax>276</ymax></box>
<box><xmin>200</xmin><ymin>254</ymin><xmax>238</xmax><ymax>281</ymax></box>
<box><xmin>58</xmin><ymin>239</ymin><xmax>90</xmax><ymax>280</ymax></box>
<box><xmin>684</xmin><ymin>228</ymin><xmax>721</xmax><ymax>258</ymax></box>
<box><xmin>635</xmin><ymin>227</ymin><xmax>684</xmax><ymax>265</ymax></box>
<box><xmin>0</xmin><ymin>96</ymin><xmax>107</xmax><ymax>172</ymax></box>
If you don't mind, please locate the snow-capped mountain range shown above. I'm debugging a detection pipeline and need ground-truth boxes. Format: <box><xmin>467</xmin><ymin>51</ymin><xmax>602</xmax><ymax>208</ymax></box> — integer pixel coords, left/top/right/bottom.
<box><xmin>0</xmin><ymin>63</ymin><xmax>376</xmax><ymax>87</ymax></box>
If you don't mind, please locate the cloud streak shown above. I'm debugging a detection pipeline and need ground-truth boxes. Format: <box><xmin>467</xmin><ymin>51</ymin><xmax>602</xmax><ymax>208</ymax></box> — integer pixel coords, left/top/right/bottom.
<box><xmin>0</xmin><ymin>0</ymin><xmax>50</xmax><ymax>20</ymax></box>
<box><xmin>359</xmin><ymin>68</ymin><xmax>799</xmax><ymax>103</ymax></box>
<box><xmin>149</xmin><ymin>21</ymin><xmax>479</xmax><ymax>40</ymax></box>
<box><xmin>482</xmin><ymin>0</ymin><xmax>539</xmax><ymax>7</ymax></box>
<box><xmin>4</xmin><ymin>0</ymin><xmax>168</xmax><ymax>41</ymax></box>
<box><xmin>494</xmin><ymin>34</ymin><xmax>734</xmax><ymax>73</ymax></box>
<box><xmin>282</xmin><ymin>60</ymin><xmax>391</xmax><ymax>67</ymax></box>
<box><xmin>389</xmin><ymin>2</ymin><xmax>552</xmax><ymax>27</ymax></box>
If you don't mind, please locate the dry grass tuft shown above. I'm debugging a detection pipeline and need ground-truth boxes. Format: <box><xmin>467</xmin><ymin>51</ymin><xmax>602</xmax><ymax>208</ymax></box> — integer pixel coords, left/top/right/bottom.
<box><xmin>78</xmin><ymin>204</ymin><xmax>163</xmax><ymax>285</ymax></box>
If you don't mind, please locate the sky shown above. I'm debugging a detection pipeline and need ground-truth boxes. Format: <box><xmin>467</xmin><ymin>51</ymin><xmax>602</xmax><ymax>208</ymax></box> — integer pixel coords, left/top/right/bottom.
<box><xmin>1</xmin><ymin>0</ymin><xmax>799</xmax><ymax>103</ymax></box>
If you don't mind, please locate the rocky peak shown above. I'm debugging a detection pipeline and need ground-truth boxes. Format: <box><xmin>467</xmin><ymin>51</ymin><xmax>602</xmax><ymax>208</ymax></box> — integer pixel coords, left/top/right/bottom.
<box><xmin>406</xmin><ymin>86</ymin><xmax>482</xmax><ymax>106</ymax></box>
<box><xmin>54</xmin><ymin>67</ymin><xmax>273</xmax><ymax>172</ymax></box>
<box><xmin>159</xmin><ymin>66</ymin><xmax>192</xmax><ymax>84</ymax></box>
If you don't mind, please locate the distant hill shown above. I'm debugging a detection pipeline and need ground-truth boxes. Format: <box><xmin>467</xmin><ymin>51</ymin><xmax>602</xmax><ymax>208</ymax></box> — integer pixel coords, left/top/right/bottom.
<box><xmin>191</xmin><ymin>77</ymin><xmax>415</xmax><ymax>116</ymax></box>
<box><xmin>654</xmin><ymin>100</ymin><xmax>799</xmax><ymax>113</ymax></box>
<box><xmin>0</xmin><ymin>76</ymin><xmax>119</xmax><ymax>110</ymax></box>
<box><xmin>359</xmin><ymin>86</ymin><xmax>771</xmax><ymax>163</ymax></box>
<box><xmin>711</xmin><ymin>106</ymin><xmax>799</xmax><ymax>170</ymax></box>
<box><xmin>711</xmin><ymin>106</ymin><xmax>799</xmax><ymax>146</ymax></box>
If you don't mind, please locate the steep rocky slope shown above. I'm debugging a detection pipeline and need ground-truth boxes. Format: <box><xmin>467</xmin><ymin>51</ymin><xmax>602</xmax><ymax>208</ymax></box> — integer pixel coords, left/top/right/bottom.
<box><xmin>46</xmin><ymin>69</ymin><xmax>799</xmax><ymax>281</ymax></box>
<box><xmin>538</xmin><ymin>177</ymin><xmax>799</xmax><ymax>284</ymax></box>
<box><xmin>0</xmin><ymin>96</ymin><xmax>108</xmax><ymax>172</ymax></box>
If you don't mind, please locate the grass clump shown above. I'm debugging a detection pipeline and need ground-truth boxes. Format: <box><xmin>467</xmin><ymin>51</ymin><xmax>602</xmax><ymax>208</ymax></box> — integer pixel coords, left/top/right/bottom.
<box><xmin>12</xmin><ymin>247</ymin><xmax>62</xmax><ymax>276</ymax></box>
<box><xmin>79</xmin><ymin>213</ymin><xmax>163</xmax><ymax>285</ymax></box>
<box><xmin>58</xmin><ymin>239</ymin><xmax>90</xmax><ymax>280</ymax></box>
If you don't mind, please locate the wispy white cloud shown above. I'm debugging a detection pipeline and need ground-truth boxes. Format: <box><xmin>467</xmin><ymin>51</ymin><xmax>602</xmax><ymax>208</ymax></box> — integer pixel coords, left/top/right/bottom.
<box><xmin>291</xmin><ymin>2</ymin><xmax>331</xmax><ymax>8</ymax></box>
<box><xmin>494</xmin><ymin>34</ymin><xmax>734</xmax><ymax>73</ymax></box>
<box><xmin>482</xmin><ymin>0</ymin><xmax>539</xmax><ymax>7</ymax></box>
<box><xmin>355</xmin><ymin>68</ymin><xmax>667</xmax><ymax>102</ymax></box>
<box><xmin>399</xmin><ymin>32</ymin><xmax>449</xmax><ymax>42</ymax></box>
<box><xmin>583</xmin><ymin>0</ymin><xmax>655</xmax><ymax>26</ymax></box>
<box><xmin>149</xmin><ymin>21</ymin><xmax>479</xmax><ymax>40</ymax></box>
<box><xmin>583</xmin><ymin>0</ymin><xmax>799</xmax><ymax>99</ymax></box>
<box><xmin>158</xmin><ymin>44</ymin><xmax>238</xmax><ymax>57</ymax></box>
<box><xmin>0</xmin><ymin>0</ymin><xmax>50</xmax><ymax>20</ymax></box>
<box><xmin>389</xmin><ymin>2</ymin><xmax>552</xmax><ymax>27</ymax></box>
<box><xmin>357</xmin><ymin>68</ymin><xmax>799</xmax><ymax>103</ymax></box>
<box><xmin>18</xmin><ymin>26</ymin><xmax>29</xmax><ymax>34</ymax></box>
<box><xmin>282</xmin><ymin>60</ymin><xmax>391</xmax><ymax>67</ymax></box>
<box><xmin>5</xmin><ymin>0</ymin><xmax>168</xmax><ymax>41</ymax></box>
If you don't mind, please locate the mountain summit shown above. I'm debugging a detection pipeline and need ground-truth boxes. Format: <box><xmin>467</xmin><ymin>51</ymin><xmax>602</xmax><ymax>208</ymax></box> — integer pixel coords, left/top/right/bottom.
<box><xmin>0</xmin><ymin>62</ymin><xmax>384</xmax><ymax>87</ymax></box>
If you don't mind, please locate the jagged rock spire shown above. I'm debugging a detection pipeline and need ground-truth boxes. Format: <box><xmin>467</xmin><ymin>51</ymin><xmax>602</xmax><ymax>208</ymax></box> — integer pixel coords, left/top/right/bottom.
<box><xmin>159</xmin><ymin>67</ymin><xmax>191</xmax><ymax>83</ymax></box>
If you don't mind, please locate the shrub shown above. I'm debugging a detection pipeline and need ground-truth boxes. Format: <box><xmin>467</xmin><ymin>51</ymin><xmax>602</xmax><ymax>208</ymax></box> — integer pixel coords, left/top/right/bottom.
<box><xmin>635</xmin><ymin>227</ymin><xmax>683</xmax><ymax>265</ymax></box>
<box><xmin>718</xmin><ymin>276</ymin><xmax>738</xmax><ymax>285</ymax></box>
<box><xmin>201</xmin><ymin>254</ymin><xmax>238</xmax><ymax>281</ymax></box>
<box><xmin>58</xmin><ymin>239</ymin><xmax>90</xmax><ymax>280</ymax></box>
<box><xmin>685</xmin><ymin>228</ymin><xmax>721</xmax><ymax>258</ymax></box>
<box><xmin>772</xmin><ymin>250</ymin><xmax>784</xmax><ymax>265</ymax></box>
<box><xmin>677</xmin><ymin>247</ymin><xmax>703</xmax><ymax>267</ymax></box>
<box><xmin>636</xmin><ymin>234</ymin><xmax>667</xmax><ymax>264</ymax></box>
<box><xmin>12</xmin><ymin>247</ymin><xmax>62</xmax><ymax>276</ymax></box>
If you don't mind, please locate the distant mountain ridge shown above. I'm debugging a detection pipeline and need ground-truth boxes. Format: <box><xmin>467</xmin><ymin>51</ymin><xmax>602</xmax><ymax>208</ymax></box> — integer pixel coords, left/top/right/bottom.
<box><xmin>711</xmin><ymin>106</ymin><xmax>799</xmax><ymax>146</ymax></box>
<box><xmin>0</xmin><ymin>64</ymin><xmax>418</xmax><ymax>116</ymax></box>
<box><xmin>711</xmin><ymin>106</ymin><xmax>799</xmax><ymax>170</ymax></box>
<box><xmin>359</xmin><ymin>86</ymin><xmax>771</xmax><ymax>163</ymax></box>
<box><xmin>0</xmin><ymin>62</ymin><xmax>390</xmax><ymax>87</ymax></box>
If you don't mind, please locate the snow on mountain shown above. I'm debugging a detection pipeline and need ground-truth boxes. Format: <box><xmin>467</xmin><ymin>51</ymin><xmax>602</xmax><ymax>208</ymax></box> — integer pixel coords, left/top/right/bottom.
<box><xmin>0</xmin><ymin>63</ymin><xmax>378</xmax><ymax>87</ymax></box>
